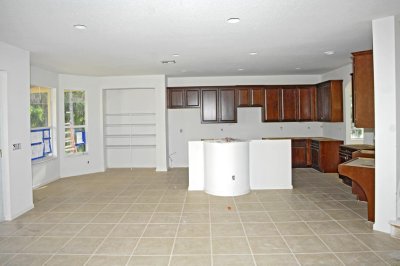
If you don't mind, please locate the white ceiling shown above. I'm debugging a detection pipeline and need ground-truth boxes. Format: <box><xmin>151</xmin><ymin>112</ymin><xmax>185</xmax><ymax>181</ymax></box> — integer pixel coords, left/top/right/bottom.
<box><xmin>1</xmin><ymin>0</ymin><xmax>400</xmax><ymax>77</ymax></box>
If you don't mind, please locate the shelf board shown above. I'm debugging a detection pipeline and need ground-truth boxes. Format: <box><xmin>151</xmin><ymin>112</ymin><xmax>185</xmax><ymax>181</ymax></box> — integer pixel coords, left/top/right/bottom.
<box><xmin>106</xmin><ymin>144</ymin><xmax>156</xmax><ymax>149</ymax></box>
<box><xmin>105</xmin><ymin>123</ymin><xmax>156</xmax><ymax>126</ymax></box>
<box><xmin>105</xmin><ymin>134</ymin><xmax>156</xmax><ymax>138</ymax></box>
<box><xmin>105</xmin><ymin>113</ymin><xmax>155</xmax><ymax>116</ymax></box>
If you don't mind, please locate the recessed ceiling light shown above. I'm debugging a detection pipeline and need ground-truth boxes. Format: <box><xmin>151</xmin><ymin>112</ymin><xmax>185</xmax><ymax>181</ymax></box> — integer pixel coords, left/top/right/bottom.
<box><xmin>173</xmin><ymin>54</ymin><xmax>180</xmax><ymax>57</ymax></box>
<box><xmin>295</xmin><ymin>67</ymin><xmax>301</xmax><ymax>70</ymax></box>
<box><xmin>238</xmin><ymin>68</ymin><xmax>244</xmax><ymax>71</ymax></box>
<box><xmin>324</xmin><ymin>50</ymin><xmax>335</xmax><ymax>55</ymax></box>
<box><xmin>73</xmin><ymin>24</ymin><xmax>87</xmax><ymax>30</ymax></box>
<box><xmin>227</xmin><ymin>18</ymin><xmax>240</xmax><ymax>24</ymax></box>
<box><xmin>249</xmin><ymin>52</ymin><xmax>257</xmax><ymax>55</ymax></box>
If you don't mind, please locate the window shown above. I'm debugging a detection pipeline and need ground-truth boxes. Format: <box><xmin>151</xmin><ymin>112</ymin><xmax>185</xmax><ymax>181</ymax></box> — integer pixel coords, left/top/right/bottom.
<box><xmin>64</xmin><ymin>90</ymin><xmax>87</xmax><ymax>154</ymax></box>
<box><xmin>30</xmin><ymin>86</ymin><xmax>55</xmax><ymax>160</ymax></box>
<box><xmin>349</xmin><ymin>95</ymin><xmax>364</xmax><ymax>140</ymax></box>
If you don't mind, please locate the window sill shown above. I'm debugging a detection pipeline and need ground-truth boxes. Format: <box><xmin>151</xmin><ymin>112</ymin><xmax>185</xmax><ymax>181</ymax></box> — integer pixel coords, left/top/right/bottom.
<box><xmin>65</xmin><ymin>152</ymin><xmax>89</xmax><ymax>158</ymax></box>
<box><xmin>32</xmin><ymin>156</ymin><xmax>58</xmax><ymax>165</ymax></box>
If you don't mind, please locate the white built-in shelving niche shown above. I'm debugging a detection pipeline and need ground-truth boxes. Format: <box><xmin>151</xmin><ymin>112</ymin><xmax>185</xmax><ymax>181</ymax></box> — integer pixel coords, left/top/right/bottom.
<box><xmin>103</xmin><ymin>88</ymin><xmax>156</xmax><ymax>168</ymax></box>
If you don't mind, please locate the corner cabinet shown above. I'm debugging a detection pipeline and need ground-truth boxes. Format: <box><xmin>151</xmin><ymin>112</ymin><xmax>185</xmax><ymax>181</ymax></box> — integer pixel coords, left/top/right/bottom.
<box><xmin>316</xmin><ymin>80</ymin><xmax>343</xmax><ymax>122</ymax></box>
<box><xmin>311</xmin><ymin>138</ymin><xmax>343</xmax><ymax>173</ymax></box>
<box><xmin>352</xmin><ymin>50</ymin><xmax>374</xmax><ymax>128</ymax></box>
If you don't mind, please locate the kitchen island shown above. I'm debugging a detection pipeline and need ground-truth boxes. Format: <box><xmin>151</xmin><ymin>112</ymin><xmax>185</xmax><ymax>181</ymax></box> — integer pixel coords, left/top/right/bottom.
<box><xmin>188</xmin><ymin>139</ymin><xmax>292</xmax><ymax>195</ymax></box>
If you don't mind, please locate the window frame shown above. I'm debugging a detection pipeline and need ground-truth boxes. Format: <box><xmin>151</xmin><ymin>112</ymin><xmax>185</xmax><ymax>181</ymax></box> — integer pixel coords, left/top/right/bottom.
<box><xmin>30</xmin><ymin>86</ymin><xmax>56</xmax><ymax>161</ymax></box>
<box><xmin>64</xmin><ymin>89</ymin><xmax>88</xmax><ymax>155</ymax></box>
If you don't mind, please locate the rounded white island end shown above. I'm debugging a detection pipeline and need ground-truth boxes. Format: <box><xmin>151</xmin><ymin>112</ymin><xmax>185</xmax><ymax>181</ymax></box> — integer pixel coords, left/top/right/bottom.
<box><xmin>204</xmin><ymin>139</ymin><xmax>250</xmax><ymax>196</ymax></box>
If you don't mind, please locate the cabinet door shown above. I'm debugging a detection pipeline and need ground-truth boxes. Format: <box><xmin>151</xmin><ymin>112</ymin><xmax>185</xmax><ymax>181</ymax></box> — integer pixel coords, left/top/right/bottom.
<box><xmin>352</xmin><ymin>50</ymin><xmax>374</xmax><ymax>128</ymax></box>
<box><xmin>201</xmin><ymin>89</ymin><xmax>218</xmax><ymax>123</ymax></box>
<box><xmin>168</xmin><ymin>89</ymin><xmax>185</xmax><ymax>108</ymax></box>
<box><xmin>298</xmin><ymin>86</ymin><xmax>316</xmax><ymax>121</ymax></box>
<box><xmin>250</xmin><ymin>87</ymin><xmax>264</xmax><ymax>107</ymax></box>
<box><xmin>311</xmin><ymin>147</ymin><xmax>320</xmax><ymax>170</ymax></box>
<box><xmin>264</xmin><ymin>87</ymin><xmax>281</xmax><ymax>122</ymax></box>
<box><xmin>185</xmin><ymin>89</ymin><xmax>200</xmax><ymax>108</ymax></box>
<box><xmin>219</xmin><ymin>88</ymin><xmax>236</xmax><ymax>122</ymax></box>
<box><xmin>292</xmin><ymin>139</ymin><xmax>308</xmax><ymax>168</ymax></box>
<box><xmin>281</xmin><ymin>87</ymin><xmax>297</xmax><ymax>121</ymax></box>
<box><xmin>236</xmin><ymin>88</ymin><xmax>250</xmax><ymax>107</ymax></box>
<box><xmin>317</xmin><ymin>82</ymin><xmax>331</xmax><ymax>121</ymax></box>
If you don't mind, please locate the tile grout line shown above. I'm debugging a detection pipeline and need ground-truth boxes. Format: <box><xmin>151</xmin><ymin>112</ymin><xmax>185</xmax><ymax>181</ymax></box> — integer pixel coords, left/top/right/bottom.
<box><xmin>125</xmin><ymin>180</ymin><xmax>169</xmax><ymax>266</ymax></box>
<box><xmin>266</xmin><ymin>193</ymin><xmax>301</xmax><ymax>266</ymax></box>
<box><xmin>26</xmin><ymin>192</ymin><xmax>102</xmax><ymax>265</ymax></box>
<box><xmin>166</xmin><ymin>186</ymin><xmax>188</xmax><ymax>266</ymax></box>
<box><xmin>83</xmin><ymin>176</ymin><xmax>142</xmax><ymax>266</ymax></box>
<box><xmin>234</xmin><ymin>194</ymin><xmax>261</xmax><ymax>266</ymax></box>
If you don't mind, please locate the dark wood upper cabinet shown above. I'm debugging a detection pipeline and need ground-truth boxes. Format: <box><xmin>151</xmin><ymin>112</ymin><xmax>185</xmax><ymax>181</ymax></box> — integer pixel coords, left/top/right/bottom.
<box><xmin>352</xmin><ymin>50</ymin><xmax>374</xmax><ymax>128</ymax></box>
<box><xmin>201</xmin><ymin>88</ymin><xmax>236</xmax><ymax>123</ymax></box>
<box><xmin>186</xmin><ymin>89</ymin><xmax>200</xmax><ymax>108</ymax></box>
<box><xmin>169</xmin><ymin>83</ymin><xmax>339</xmax><ymax>123</ymax></box>
<box><xmin>298</xmin><ymin>86</ymin><xmax>316</xmax><ymax>121</ymax></box>
<box><xmin>167</xmin><ymin>87</ymin><xmax>200</xmax><ymax>108</ymax></box>
<box><xmin>236</xmin><ymin>86</ymin><xmax>264</xmax><ymax>107</ymax></box>
<box><xmin>236</xmin><ymin>87</ymin><xmax>250</xmax><ymax>107</ymax></box>
<box><xmin>281</xmin><ymin>86</ymin><xmax>297</xmax><ymax>121</ymax></box>
<box><xmin>168</xmin><ymin>89</ymin><xmax>185</xmax><ymax>108</ymax></box>
<box><xmin>264</xmin><ymin>87</ymin><xmax>281</xmax><ymax>122</ymax></box>
<box><xmin>219</xmin><ymin>88</ymin><xmax>236</xmax><ymax>122</ymax></box>
<box><xmin>201</xmin><ymin>89</ymin><xmax>218</xmax><ymax>123</ymax></box>
<box><xmin>316</xmin><ymin>80</ymin><xmax>343</xmax><ymax>122</ymax></box>
<box><xmin>250</xmin><ymin>87</ymin><xmax>264</xmax><ymax>107</ymax></box>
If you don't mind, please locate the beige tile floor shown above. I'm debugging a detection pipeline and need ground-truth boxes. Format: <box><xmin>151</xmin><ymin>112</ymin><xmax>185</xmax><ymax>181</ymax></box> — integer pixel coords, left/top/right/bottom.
<box><xmin>0</xmin><ymin>168</ymin><xmax>400</xmax><ymax>265</ymax></box>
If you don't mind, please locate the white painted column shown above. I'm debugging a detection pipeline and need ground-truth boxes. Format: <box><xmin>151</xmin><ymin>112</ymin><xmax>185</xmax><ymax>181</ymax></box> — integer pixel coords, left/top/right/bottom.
<box><xmin>372</xmin><ymin>16</ymin><xmax>399</xmax><ymax>233</ymax></box>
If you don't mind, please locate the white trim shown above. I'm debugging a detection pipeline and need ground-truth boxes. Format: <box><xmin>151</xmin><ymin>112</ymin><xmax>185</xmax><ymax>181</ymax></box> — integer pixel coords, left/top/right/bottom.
<box><xmin>32</xmin><ymin>175</ymin><xmax>59</xmax><ymax>189</ymax></box>
<box><xmin>7</xmin><ymin>203</ymin><xmax>34</xmax><ymax>221</ymax></box>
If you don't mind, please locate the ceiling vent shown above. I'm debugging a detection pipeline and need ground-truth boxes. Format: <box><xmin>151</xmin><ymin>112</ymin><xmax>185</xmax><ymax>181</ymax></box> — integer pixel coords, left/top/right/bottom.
<box><xmin>161</xmin><ymin>60</ymin><xmax>176</xmax><ymax>64</ymax></box>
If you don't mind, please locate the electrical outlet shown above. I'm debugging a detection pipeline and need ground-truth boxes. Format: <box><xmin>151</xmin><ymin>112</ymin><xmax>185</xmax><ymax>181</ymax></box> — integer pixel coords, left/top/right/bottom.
<box><xmin>12</xmin><ymin>143</ymin><xmax>21</xmax><ymax>150</ymax></box>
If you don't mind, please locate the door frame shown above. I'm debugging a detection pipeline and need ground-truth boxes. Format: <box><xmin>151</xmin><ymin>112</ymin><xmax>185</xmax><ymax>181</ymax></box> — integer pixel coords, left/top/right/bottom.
<box><xmin>0</xmin><ymin>71</ymin><xmax>10</xmax><ymax>221</ymax></box>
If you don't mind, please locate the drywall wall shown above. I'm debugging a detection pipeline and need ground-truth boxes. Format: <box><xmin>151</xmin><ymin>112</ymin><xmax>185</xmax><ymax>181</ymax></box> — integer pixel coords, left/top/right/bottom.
<box><xmin>372</xmin><ymin>16</ymin><xmax>398</xmax><ymax>233</ymax></box>
<box><xmin>168</xmin><ymin>107</ymin><xmax>323</xmax><ymax>167</ymax></box>
<box><xmin>0</xmin><ymin>41</ymin><xmax>33</xmax><ymax>220</ymax></box>
<box><xmin>168</xmin><ymin>75</ymin><xmax>321</xmax><ymax>87</ymax></box>
<box><xmin>396</xmin><ymin>14</ymin><xmax>400</xmax><ymax>229</ymax></box>
<box><xmin>30</xmin><ymin>66</ymin><xmax>60</xmax><ymax>188</ymax></box>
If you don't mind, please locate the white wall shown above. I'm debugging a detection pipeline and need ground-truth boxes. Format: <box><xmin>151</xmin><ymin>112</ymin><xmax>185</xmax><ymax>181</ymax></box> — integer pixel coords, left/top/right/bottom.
<box><xmin>168</xmin><ymin>108</ymin><xmax>323</xmax><ymax>167</ymax></box>
<box><xmin>30</xmin><ymin>66</ymin><xmax>60</xmax><ymax>188</ymax></box>
<box><xmin>168</xmin><ymin>75</ymin><xmax>321</xmax><ymax>87</ymax></box>
<box><xmin>372</xmin><ymin>16</ymin><xmax>399</xmax><ymax>233</ymax></box>
<box><xmin>0</xmin><ymin>41</ymin><xmax>33</xmax><ymax>220</ymax></box>
<box><xmin>167</xmin><ymin>75</ymin><xmax>326</xmax><ymax>167</ymax></box>
<box><xmin>396</xmin><ymin>15</ymin><xmax>400</xmax><ymax>227</ymax></box>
